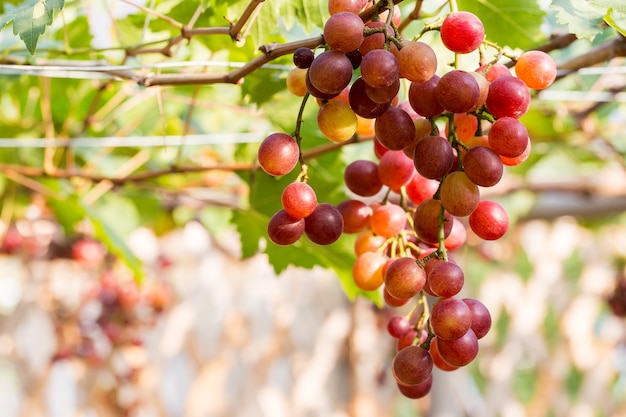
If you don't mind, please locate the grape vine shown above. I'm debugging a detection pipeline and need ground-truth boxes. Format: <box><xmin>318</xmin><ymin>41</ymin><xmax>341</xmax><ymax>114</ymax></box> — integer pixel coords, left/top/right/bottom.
<box><xmin>256</xmin><ymin>0</ymin><xmax>557</xmax><ymax>399</ymax></box>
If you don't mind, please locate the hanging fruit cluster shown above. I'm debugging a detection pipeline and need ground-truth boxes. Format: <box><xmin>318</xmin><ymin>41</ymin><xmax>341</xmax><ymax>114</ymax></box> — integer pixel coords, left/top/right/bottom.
<box><xmin>256</xmin><ymin>0</ymin><xmax>557</xmax><ymax>399</ymax></box>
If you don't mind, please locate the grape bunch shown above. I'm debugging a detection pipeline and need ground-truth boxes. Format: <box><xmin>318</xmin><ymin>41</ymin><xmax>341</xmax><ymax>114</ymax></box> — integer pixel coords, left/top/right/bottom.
<box><xmin>256</xmin><ymin>0</ymin><xmax>557</xmax><ymax>399</ymax></box>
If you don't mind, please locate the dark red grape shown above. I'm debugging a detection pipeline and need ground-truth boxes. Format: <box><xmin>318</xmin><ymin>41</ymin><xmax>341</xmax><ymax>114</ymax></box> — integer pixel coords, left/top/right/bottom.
<box><xmin>304</xmin><ymin>203</ymin><xmax>344</xmax><ymax>245</ymax></box>
<box><xmin>268</xmin><ymin>210</ymin><xmax>305</xmax><ymax>245</ymax></box>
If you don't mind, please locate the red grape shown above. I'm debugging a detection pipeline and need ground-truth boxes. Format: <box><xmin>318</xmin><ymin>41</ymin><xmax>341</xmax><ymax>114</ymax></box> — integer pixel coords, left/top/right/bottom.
<box><xmin>440</xmin><ymin>171</ymin><xmax>480</xmax><ymax>217</ymax></box>
<box><xmin>337</xmin><ymin>199</ymin><xmax>372</xmax><ymax>233</ymax></box>
<box><xmin>308</xmin><ymin>50</ymin><xmax>353</xmax><ymax>95</ymax></box>
<box><xmin>463</xmin><ymin>298</ymin><xmax>492</xmax><ymax>339</ymax></box>
<box><xmin>515</xmin><ymin>50</ymin><xmax>557</xmax><ymax>90</ymax></box>
<box><xmin>486</xmin><ymin>76</ymin><xmax>531</xmax><ymax>119</ymax></box>
<box><xmin>430</xmin><ymin>297</ymin><xmax>472</xmax><ymax>340</ymax></box>
<box><xmin>378</xmin><ymin>150</ymin><xmax>415</xmax><ymax>192</ymax></box>
<box><xmin>304</xmin><ymin>203</ymin><xmax>344</xmax><ymax>245</ymax></box>
<box><xmin>413</xmin><ymin>199</ymin><xmax>453</xmax><ymax>244</ymax></box>
<box><xmin>257</xmin><ymin>133</ymin><xmax>299</xmax><ymax>176</ymax></box>
<box><xmin>324</xmin><ymin>12</ymin><xmax>365</xmax><ymax>53</ymax></box>
<box><xmin>375</xmin><ymin>107</ymin><xmax>416</xmax><ymax>151</ymax></box>
<box><xmin>408</xmin><ymin>75</ymin><xmax>444</xmax><ymax>117</ymax></box>
<box><xmin>282</xmin><ymin>182</ymin><xmax>317</xmax><ymax>219</ymax></box>
<box><xmin>268</xmin><ymin>210</ymin><xmax>305</xmax><ymax>245</ymax></box>
<box><xmin>462</xmin><ymin>146</ymin><xmax>504</xmax><ymax>187</ymax></box>
<box><xmin>344</xmin><ymin>159</ymin><xmax>383</xmax><ymax>197</ymax></box>
<box><xmin>384</xmin><ymin>257</ymin><xmax>426</xmax><ymax>299</ymax></box>
<box><xmin>413</xmin><ymin>135</ymin><xmax>454</xmax><ymax>180</ymax></box>
<box><xmin>428</xmin><ymin>261</ymin><xmax>464</xmax><ymax>298</ymax></box>
<box><xmin>392</xmin><ymin>345</ymin><xmax>433</xmax><ymax>386</ymax></box>
<box><xmin>361</xmin><ymin>49</ymin><xmax>400</xmax><ymax>88</ymax></box>
<box><xmin>435</xmin><ymin>329</ymin><xmax>479</xmax><ymax>367</ymax></box>
<box><xmin>469</xmin><ymin>200</ymin><xmax>509</xmax><ymax>240</ymax></box>
<box><xmin>440</xmin><ymin>11</ymin><xmax>485</xmax><ymax>54</ymax></box>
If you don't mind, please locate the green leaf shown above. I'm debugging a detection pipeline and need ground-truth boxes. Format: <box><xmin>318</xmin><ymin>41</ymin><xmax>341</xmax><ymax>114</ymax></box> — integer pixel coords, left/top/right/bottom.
<box><xmin>457</xmin><ymin>0</ymin><xmax>546</xmax><ymax>49</ymax></box>
<box><xmin>550</xmin><ymin>0</ymin><xmax>607</xmax><ymax>40</ymax></box>
<box><xmin>0</xmin><ymin>0</ymin><xmax>65</xmax><ymax>54</ymax></box>
<box><xmin>588</xmin><ymin>0</ymin><xmax>626</xmax><ymax>13</ymax></box>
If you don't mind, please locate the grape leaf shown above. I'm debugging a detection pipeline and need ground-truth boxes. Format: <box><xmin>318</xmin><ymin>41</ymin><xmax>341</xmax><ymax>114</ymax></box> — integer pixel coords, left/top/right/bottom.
<box><xmin>588</xmin><ymin>0</ymin><xmax>626</xmax><ymax>13</ymax></box>
<box><xmin>457</xmin><ymin>0</ymin><xmax>546</xmax><ymax>49</ymax></box>
<box><xmin>550</xmin><ymin>0</ymin><xmax>607</xmax><ymax>40</ymax></box>
<box><xmin>0</xmin><ymin>0</ymin><xmax>65</xmax><ymax>54</ymax></box>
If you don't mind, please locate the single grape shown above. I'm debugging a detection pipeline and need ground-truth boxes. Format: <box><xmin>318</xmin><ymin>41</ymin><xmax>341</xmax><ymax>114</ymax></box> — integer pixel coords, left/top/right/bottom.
<box><xmin>515</xmin><ymin>50</ymin><xmax>557</xmax><ymax>90</ymax></box>
<box><xmin>387</xmin><ymin>315</ymin><xmax>412</xmax><ymax>338</ymax></box>
<box><xmin>345</xmin><ymin>49</ymin><xmax>362</xmax><ymax>70</ymax></box>
<box><xmin>397</xmin><ymin>374</ymin><xmax>433</xmax><ymax>399</ymax></box>
<box><xmin>344</xmin><ymin>159</ymin><xmax>383</xmax><ymax>197</ymax></box>
<box><xmin>375</xmin><ymin>107</ymin><xmax>416</xmax><ymax>151</ymax></box>
<box><xmin>406</xmin><ymin>172</ymin><xmax>439</xmax><ymax>205</ymax></box>
<box><xmin>463</xmin><ymin>298</ymin><xmax>492</xmax><ymax>339</ymax></box>
<box><xmin>435</xmin><ymin>329</ymin><xmax>479</xmax><ymax>367</ymax></box>
<box><xmin>436</xmin><ymin>70</ymin><xmax>480</xmax><ymax>114</ymax></box>
<box><xmin>413</xmin><ymin>135</ymin><xmax>454</xmax><ymax>180</ymax></box>
<box><xmin>293</xmin><ymin>48</ymin><xmax>315</xmax><ymax>69</ymax></box>
<box><xmin>308</xmin><ymin>50</ymin><xmax>354</xmax><ymax>95</ymax></box>
<box><xmin>440</xmin><ymin>11</ymin><xmax>485</xmax><ymax>54</ymax></box>
<box><xmin>413</xmin><ymin>199</ymin><xmax>453</xmax><ymax>244</ymax></box>
<box><xmin>337</xmin><ymin>199</ymin><xmax>372</xmax><ymax>233</ymax></box>
<box><xmin>317</xmin><ymin>100</ymin><xmax>358</xmax><ymax>143</ymax></box>
<box><xmin>281</xmin><ymin>182</ymin><xmax>317</xmax><ymax>219</ymax></box>
<box><xmin>408</xmin><ymin>75</ymin><xmax>444</xmax><ymax>117</ymax></box>
<box><xmin>392</xmin><ymin>345</ymin><xmax>433</xmax><ymax>386</ymax></box>
<box><xmin>462</xmin><ymin>146</ymin><xmax>504</xmax><ymax>187</ymax></box>
<box><xmin>359</xmin><ymin>21</ymin><xmax>393</xmax><ymax>56</ymax></box>
<box><xmin>442</xmin><ymin>217</ymin><xmax>467</xmax><ymax>251</ymax></box>
<box><xmin>257</xmin><ymin>133</ymin><xmax>299</xmax><ymax>176</ymax></box>
<box><xmin>430</xmin><ymin>338</ymin><xmax>458</xmax><ymax>371</ymax></box>
<box><xmin>349</xmin><ymin>77</ymin><xmax>392</xmax><ymax>119</ymax></box>
<box><xmin>370</xmin><ymin>203</ymin><xmax>407</xmax><ymax>238</ymax></box>
<box><xmin>267</xmin><ymin>210</ymin><xmax>305</xmax><ymax>245</ymax></box>
<box><xmin>384</xmin><ymin>287</ymin><xmax>411</xmax><ymax>307</ymax></box>
<box><xmin>365</xmin><ymin>78</ymin><xmax>400</xmax><ymax>104</ymax></box>
<box><xmin>384</xmin><ymin>257</ymin><xmax>426</xmax><ymax>299</ymax></box>
<box><xmin>354</xmin><ymin>229</ymin><xmax>386</xmax><ymax>256</ymax></box>
<box><xmin>361</xmin><ymin>49</ymin><xmax>400</xmax><ymax>88</ymax></box>
<box><xmin>328</xmin><ymin>0</ymin><xmax>364</xmax><ymax>15</ymax></box>
<box><xmin>440</xmin><ymin>171</ymin><xmax>480</xmax><ymax>217</ymax></box>
<box><xmin>378</xmin><ymin>150</ymin><xmax>416</xmax><ymax>192</ymax></box>
<box><xmin>352</xmin><ymin>251</ymin><xmax>387</xmax><ymax>291</ymax></box>
<box><xmin>304</xmin><ymin>203</ymin><xmax>344</xmax><ymax>245</ymax></box>
<box><xmin>397</xmin><ymin>41</ymin><xmax>437</xmax><ymax>83</ymax></box>
<box><xmin>476</xmin><ymin>62</ymin><xmax>511</xmax><ymax>81</ymax></box>
<box><xmin>306</xmin><ymin>69</ymin><xmax>340</xmax><ymax>100</ymax></box>
<box><xmin>469</xmin><ymin>200</ymin><xmax>509</xmax><ymax>240</ymax></box>
<box><xmin>324</xmin><ymin>12</ymin><xmax>365</xmax><ymax>53</ymax></box>
<box><xmin>430</xmin><ymin>297</ymin><xmax>472</xmax><ymax>340</ymax></box>
<box><xmin>286</xmin><ymin>67</ymin><xmax>308</xmax><ymax>97</ymax></box>
<box><xmin>488</xmin><ymin>117</ymin><xmax>530</xmax><ymax>158</ymax></box>
<box><xmin>428</xmin><ymin>261</ymin><xmax>464</xmax><ymax>298</ymax></box>
<box><xmin>486</xmin><ymin>76</ymin><xmax>531</xmax><ymax>119</ymax></box>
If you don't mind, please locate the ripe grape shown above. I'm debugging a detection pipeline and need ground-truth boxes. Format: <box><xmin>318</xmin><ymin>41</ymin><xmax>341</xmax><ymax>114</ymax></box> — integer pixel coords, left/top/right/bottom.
<box><xmin>354</xmin><ymin>229</ymin><xmax>386</xmax><ymax>255</ymax></box>
<box><xmin>384</xmin><ymin>257</ymin><xmax>426</xmax><ymax>299</ymax></box>
<box><xmin>375</xmin><ymin>107</ymin><xmax>416</xmax><ymax>151</ymax></box>
<box><xmin>352</xmin><ymin>251</ymin><xmax>387</xmax><ymax>290</ymax></box>
<box><xmin>286</xmin><ymin>67</ymin><xmax>308</xmax><ymax>96</ymax></box>
<box><xmin>476</xmin><ymin>62</ymin><xmax>511</xmax><ymax>81</ymax></box>
<box><xmin>435</xmin><ymin>329</ymin><xmax>479</xmax><ymax>367</ymax></box>
<box><xmin>370</xmin><ymin>203</ymin><xmax>407</xmax><ymax>238</ymax></box>
<box><xmin>293</xmin><ymin>48</ymin><xmax>315</xmax><ymax>69</ymax></box>
<box><xmin>397</xmin><ymin>374</ymin><xmax>433</xmax><ymax>399</ymax></box>
<box><xmin>408</xmin><ymin>75</ymin><xmax>444</xmax><ymax>117</ymax></box>
<box><xmin>397</xmin><ymin>41</ymin><xmax>437</xmax><ymax>83</ymax></box>
<box><xmin>463</xmin><ymin>298</ymin><xmax>492</xmax><ymax>339</ymax></box>
<box><xmin>328</xmin><ymin>0</ymin><xmax>364</xmax><ymax>15</ymax></box>
<box><xmin>317</xmin><ymin>100</ymin><xmax>358</xmax><ymax>143</ymax></box>
<box><xmin>306</xmin><ymin>70</ymin><xmax>340</xmax><ymax>100</ymax></box>
<box><xmin>324</xmin><ymin>12</ymin><xmax>365</xmax><ymax>53</ymax></box>
<box><xmin>486</xmin><ymin>76</ymin><xmax>531</xmax><ymax>119</ymax></box>
<box><xmin>413</xmin><ymin>199</ymin><xmax>453</xmax><ymax>244</ymax></box>
<box><xmin>442</xmin><ymin>216</ymin><xmax>467</xmax><ymax>251</ymax></box>
<box><xmin>359</xmin><ymin>21</ymin><xmax>393</xmax><ymax>56</ymax></box>
<box><xmin>515</xmin><ymin>50</ymin><xmax>557</xmax><ymax>90</ymax></box>
<box><xmin>257</xmin><ymin>133</ymin><xmax>299</xmax><ymax>176</ymax></box>
<box><xmin>440</xmin><ymin>171</ymin><xmax>480</xmax><ymax>217</ymax></box>
<box><xmin>406</xmin><ymin>172</ymin><xmax>439</xmax><ymax>205</ymax></box>
<box><xmin>462</xmin><ymin>146</ymin><xmax>503</xmax><ymax>187</ymax></box>
<box><xmin>440</xmin><ymin>11</ymin><xmax>485</xmax><ymax>54</ymax></box>
<box><xmin>500</xmin><ymin>139</ymin><xmax>531</xmax><ymax>166</ymax></box>
<box><xmin>361</xmin><ymin>49</ymin><xmax>400</xmax><ymax>88</ymax></box>
<box><xmin>451</xmin><ymin>113</ymin><xmax>478</xmax><ymax>142</ymax></box>
<box><xmin>469</xmin><ymin>200</ymin><xmax>509</xmax><ymax>240</ymax></box>
<box><xmin>308</xmin><ymin>50</ymin><xmax>354</xmax><ymax>95</ymax></box>
<box><xmin>428</xmin><ymin>261</ymin><xmax>464</xmax><ymax>298</ymax></box>
<box><xmin>430</xmin><ymin>338</ymin><xmax>458</xmax><ymax>371</ymax></box>
<box><xmin>304</xmin><ymin>203</ymin><xmax>344</xmax><ymax>245</ymax></box>
<box><xmin>378</xmin><ymin>150</ymin><xmax>415</xmax><ymax>192</ymax></box>
<box><xmin>413</xmin><ymin>135</ymin><xmax>454</xmax><ymax>180</ymax></box>
<box><xmin>344</xmin><ymin>159</ymin><xmax>383</xmax><ymax>197</ymax></box>
<box><xmin>488</xmin><ymin>116</ymin><xmax>530</xmax><ymax>158</ymax></box>
<box><xmin>268</xmin><ymin>210</ymin><xmax>305</xmax><ymax>245</ymax></box>
<box><xmin>365</xmin><ymin>78</ymin><xmax>400</xmax><ymax>104</ymax></box>
<box><xmin>384</xmin><ymin>287</ymin><xmax>411</xmax><ymax>307</ymax></box>
<box><xmin>349</xmin><ymin>77</ymin><xmax>392</xmax><ymax>118</ymax></box>
<box><xmin>430</xmin><ymin>297</ymin><xmax>472</xmax><ymax>340</ymax></box>
<box><xmin>387</xmin><ymin>315</ymin><xmax>412</xmax><ymax>338</ymax></box>
<box><xmin>392</xmin><ymin>345</ymin><xmax>433</xmax><ymax>386</ymax></box>
<box><xmin>337</xmin><ymin>199</ymin><xmax>372</xmax><ymax>233</ymax></box>
<box><xmin>436</xmin><ymin>70</ymin><xmax>480</xmax><ymax>114</ymax></box>
<box><xmin>282</xmin><ymin>182</ymin><xmax>317</xmax><ymax>219</ymax></box>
